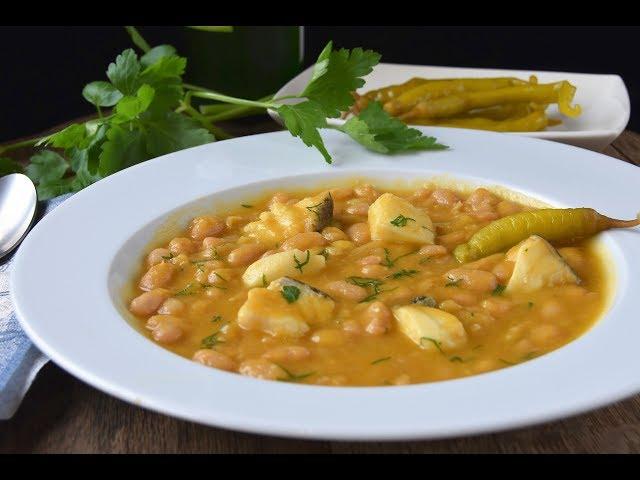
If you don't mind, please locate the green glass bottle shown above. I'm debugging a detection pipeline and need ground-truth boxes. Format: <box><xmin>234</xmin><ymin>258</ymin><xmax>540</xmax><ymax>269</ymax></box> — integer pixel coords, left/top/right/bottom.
<box><xmin>174</xmin><ymin>26</ymin><xmax>304</xmax><ymax>99</ymax></box>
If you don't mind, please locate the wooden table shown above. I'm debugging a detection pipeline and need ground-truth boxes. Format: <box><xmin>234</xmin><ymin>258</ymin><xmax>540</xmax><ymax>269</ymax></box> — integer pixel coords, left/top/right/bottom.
<box><xmin>2</xmin><ymin>118</ymin><xmax>640</xmax><ymax>453</ymax></box>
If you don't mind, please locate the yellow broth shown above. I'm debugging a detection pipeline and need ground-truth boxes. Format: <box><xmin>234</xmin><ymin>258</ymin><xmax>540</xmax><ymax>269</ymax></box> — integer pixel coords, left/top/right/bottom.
<box><xmin>125</xmin><ymin>182</ymin><xmax>610</xmax><ymax>386</ymax></box>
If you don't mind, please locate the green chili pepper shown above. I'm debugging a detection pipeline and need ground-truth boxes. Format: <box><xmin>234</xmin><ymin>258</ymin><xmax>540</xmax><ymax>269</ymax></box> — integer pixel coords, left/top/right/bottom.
<box><xmin>454</xmin><ymin>208</ymin><xmax>640</xmax><ymax>263</ymax></box>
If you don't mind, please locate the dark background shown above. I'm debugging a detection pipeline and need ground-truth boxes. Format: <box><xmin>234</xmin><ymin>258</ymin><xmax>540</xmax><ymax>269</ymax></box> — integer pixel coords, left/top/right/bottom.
<box><xmin>1</xmin><ymin>25</ymin><xmax>638</xmax><ymax>142</ymax></box>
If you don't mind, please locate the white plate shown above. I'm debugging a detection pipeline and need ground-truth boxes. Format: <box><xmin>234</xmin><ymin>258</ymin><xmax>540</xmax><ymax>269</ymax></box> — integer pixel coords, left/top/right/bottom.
<box><xmin>11</xmin><ymin>128</ymin><xmax>640</xmax><ymax>441</ymax></box>
<box><xmin>270</xmin><ymin>63</ymin><xmax>630</xmax><ymax>151</ymax></box>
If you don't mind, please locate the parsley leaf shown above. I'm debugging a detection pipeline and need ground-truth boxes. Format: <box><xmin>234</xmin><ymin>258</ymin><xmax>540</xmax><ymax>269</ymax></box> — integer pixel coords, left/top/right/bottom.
<box><xmin>140</xmin><ymin>45</ymin><xmax>177</xmax><ymax>67</ymax></box>
<box><xmin>0</xmin><ymin>157</ymin><xmax>24</xmax><ymax>176</ymax></box>
<box><xmin>277</xmin><ymin>100</ymin><xmax>331</xmax><ymax>163</ymax></box>
<box><xmin>113</xmin><ymin>84</ymin><xmax>155</xmax><ymax>122</ymax></box>
<box><xmin>34</xmin><ymin>178</ymin><xmax>79</xmax><ymax>200</ymax></box>
<box><xmin>281</xmin><ymin>285</ymin><xmax>301</xmax><ymax>304</ymax></box>
<box><xmin>106</xmin><ymin>48</ymin><xmax>141</xmax><ymax>95</ymax></box>
<box><xmin>98</xmin><ymin>124</ymin><xmax>145</xmax><ymax>177</ymax></box>
<box><xmin>139</xmin><ymin>54</ymin><xmax>186</xmax><ymax>84</ymax></box>
<box><xmin>143</xmin><ymin>112</ymin><xmax>215</xmax><ymax>157</ymax></box>
<box><xmin>45</xmin><ymin>124</ymin><xmax>87</xmax><ymax>149</ymax></box>
<box><xmin>67</xmin><ymin>124</ymin><xmax>107</xmax><ymax>188</ymax></box>
<box><xmin>25</xmin><ymin>150</ymin><xmax>68</xmax><ymax>185</ymax></box>
<box><xmin>82</xmin><ymin>81</ymin><xmax>123</xmax><ymax>107</ymax></box>
<box><xmin>302</xmin><ymin>41</ymin><xmax>380</xmax><ymax>118</ymax></box>
<box><xmin>340</xmin><ymin>102</ymin><xmax>449</xmax><ymax>153</ymax></box>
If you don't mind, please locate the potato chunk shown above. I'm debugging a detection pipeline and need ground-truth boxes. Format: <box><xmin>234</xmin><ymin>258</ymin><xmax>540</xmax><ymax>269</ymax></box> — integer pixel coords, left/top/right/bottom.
<box><xmin>242</xmin><ymin>249</ymin><xmax>326</xmax><ymax>287</ymax></box>
<box><xmin>392</xmin><ymin>305</ymin><xmax>467</xmax><ymax>352</ymax></box>
<box><xmin>242</xmin><ymin>192</ymin><xmax>333</xmax><ymax>246</ymax></box>
<box><xmin>368</xmin><ymin>193</ymin><xmax>435</xmax><ymax>244</ymax></box>
<box><xmin>505</xmin><ymin>235</ymin><xmax>580</xmax><ymax>294</ymax></box>
<box><xmin>237</xmin><ymin>278</ymin><xmax>334</xmax><ymax>337</ymax></box>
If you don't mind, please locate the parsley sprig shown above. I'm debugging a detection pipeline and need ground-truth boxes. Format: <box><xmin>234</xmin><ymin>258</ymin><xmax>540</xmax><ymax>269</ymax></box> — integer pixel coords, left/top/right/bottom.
<box><xmin>1</xmin><ymin>30</ymin><xmax>447</xmax><ymax>198</ymax></box>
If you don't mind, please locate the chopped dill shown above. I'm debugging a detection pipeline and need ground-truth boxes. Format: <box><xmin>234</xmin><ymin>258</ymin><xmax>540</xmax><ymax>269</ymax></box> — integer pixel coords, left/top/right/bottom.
<box><xmin>211</xmin><ymin>272</ymin><xmax>227</xmax><ymax>282</ymax></box>
<box><xmin>371</xmin><ymin>356</ymin><xmax>392</xmax><ymax>365</ymax></box>
<box><xmin>200</xmin><ymin>282</ymin><xmax>227</xmax><ymax>290</ymax></box>
<box><xmin>276</xmin><ymin>364</ymin><xmax>316</xmax><ymax>383</ymax></box>
<box><xmin>174</xmin><ymin>283</ymin><xmax>197</xmax><ymax>296</ymax></box>
<box><xmin>387</xmin><ymin>269</ymin><xmax>418</xmax><ymax>280</ymax></box>
<box><xmin>201</xmin><ymin>322</ymin><xmax>228</xmax><ymax>349</ymax></box>
<box><xmin>380</xmin><ymin>247</ymin><xmax>417</xmax><ymax>268</ymax></box>
<box><xmin>347</xmin><ymin>276</ymin><xmax>394</xmax><ymax>303</ymax></box>
<box><xmin>390</xmin><ymin>214</ymin><xmax>415</xmax><ymax>227</ymax></box>
<box><xmin>420</xmin><ymin>337</ymin><xmax>444</xmax><ymax>354</ymax></box>
<box><xmin>293</xmin><ymin>250</ymin><xmax>311</xmax><ymax>273</ymax></box>
<box><xmin>305</xmin><ymin>200</ymin><xmax>326</xmax><ymax>220</ymax></box>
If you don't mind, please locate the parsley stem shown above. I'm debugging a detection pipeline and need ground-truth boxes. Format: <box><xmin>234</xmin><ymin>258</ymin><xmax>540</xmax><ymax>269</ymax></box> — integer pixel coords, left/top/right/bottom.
<box><xmin>190</xmin><ymin>91</ymin><xmax>275</xmax><ymax>110</ymax></box>
<box><xmin>272</xmin><ymin>94</ymin><xmax>301</xmax><ymax>102</ymax></box>
<box><xmin>0</xmin><ymin>136</ymin><xmax>42</xmax><ymax>155</ymax></box>
<box><xmin>204</xmin><ymin>106</ymin><xmax>264</xmax><ymax>122</ymax></box>
<box><xmin>183</xmin><ymin>83</ymin><xmax>224</xmax><ymax>94</ymax></box>
<box><xmin>203</xmin><ymin>95</ymin><xmax>274</xmax><ymax>122</ymax></box>
<box><xmin>198</xmin><ymin>104</ymin><xmax>231</xmax><ymax>115</ymax></box>
<box><xmin>180</xmin><ymin>100</ymin><xmax>233</xmax><ymax>140</ymax></box>
<box><xmin>124</xmin><ymin>26</ymin><xmax>151</xmax><ymax>53</ymax></box>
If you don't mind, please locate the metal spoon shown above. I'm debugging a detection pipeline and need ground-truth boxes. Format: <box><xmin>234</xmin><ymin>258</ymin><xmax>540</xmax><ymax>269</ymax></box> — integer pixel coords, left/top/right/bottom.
<box><xmin>0</xmin><ymin>173</ymin><xmax>37</xmax><ymax>260</ymax></box>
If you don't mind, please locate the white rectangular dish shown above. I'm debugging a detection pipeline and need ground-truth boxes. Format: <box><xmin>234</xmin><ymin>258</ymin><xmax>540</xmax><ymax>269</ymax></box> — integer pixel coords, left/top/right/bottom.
<box><xmin>271</xmin><ymin>63</ymin><xmax>630</xmax><ymax>151</ymax></box>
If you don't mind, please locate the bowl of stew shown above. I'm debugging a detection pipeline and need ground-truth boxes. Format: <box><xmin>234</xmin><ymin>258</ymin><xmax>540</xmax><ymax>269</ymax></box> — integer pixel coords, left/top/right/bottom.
<box><xmin>11</xmin><ymin>127</ymin><xmax>640</xmax><ymax>440</ymax></box>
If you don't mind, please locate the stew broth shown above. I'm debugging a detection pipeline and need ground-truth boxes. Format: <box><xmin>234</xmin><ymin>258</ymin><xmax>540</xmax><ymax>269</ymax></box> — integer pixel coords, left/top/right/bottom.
<box><xmin>125</xmin><ymin>182</ymin><xmax>610</xmax><ymax>386</ymax></box>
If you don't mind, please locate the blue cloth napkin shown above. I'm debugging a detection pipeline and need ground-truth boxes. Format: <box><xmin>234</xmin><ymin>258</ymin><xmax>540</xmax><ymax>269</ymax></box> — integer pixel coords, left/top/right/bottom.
<box><xmin>0</xmin><ymin>193</ymin><xmax>72</xmax><ymax>419</ymax></box>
